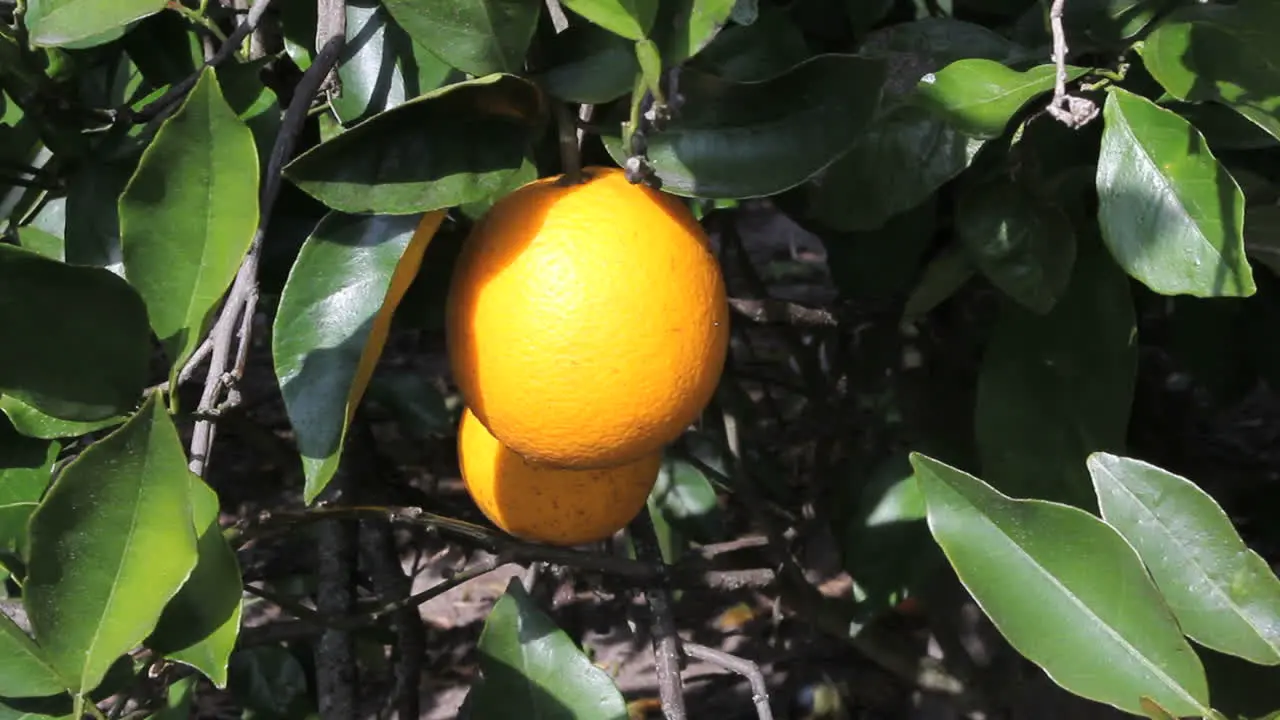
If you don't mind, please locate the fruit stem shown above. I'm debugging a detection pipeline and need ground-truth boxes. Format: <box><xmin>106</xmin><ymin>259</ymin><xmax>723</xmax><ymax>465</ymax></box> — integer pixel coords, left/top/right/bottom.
<box><xmin>554</xmin><ymin>101</ymin><xmax>583</xmax><ymax>185</ymax></box>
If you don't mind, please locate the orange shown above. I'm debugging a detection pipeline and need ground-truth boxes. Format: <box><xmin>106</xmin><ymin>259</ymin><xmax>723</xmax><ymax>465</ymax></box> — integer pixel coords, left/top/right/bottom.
<box><xmin>456</xmin><ymin>408</ymin><xmax>661</xmax><ymax>546</ymax></box>
<box><xmin>446</xmin><ymin>166</ymin><xmax>730</xmax><ymax>469</ymax></box>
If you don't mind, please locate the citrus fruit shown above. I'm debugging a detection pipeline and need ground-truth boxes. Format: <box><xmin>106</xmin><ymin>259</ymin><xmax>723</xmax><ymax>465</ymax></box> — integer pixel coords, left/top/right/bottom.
<box><xmin>446</xmin><ymin>166</ymin><xmax>730</xmax><ymax>469</ymax></box>
<box><xmin>456</xmin><ymin>408</ymin><xmax>661</xmax><ymax>546</ymax></box>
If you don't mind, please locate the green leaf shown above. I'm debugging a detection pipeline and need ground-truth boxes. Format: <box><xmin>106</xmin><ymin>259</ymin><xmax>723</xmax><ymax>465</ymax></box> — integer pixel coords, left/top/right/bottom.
<box><xmin>215</xmin><ymin>59</ymin><xmax>284</xmax><ymax>173</ymax></box>
<box><xmin>1096</xmin><ymin>87</ymin><xmax>1254</xmax><ymax>298</ymax></box>
<box><xmin>273</xmin><ymin>212</ymin><xmax>444</xmax><ymax>503</ymax></box>
<box><xmin>380</xmin><ymin>0</ymin><xmax>540</xmax><ymax>76</ymax></box>
<box><xmin>332</xmin><ymin>0</ymin><xmax>464</xmax><ymax>125</ymax></box>
<box><xmin>284</xmin><ymin>74</ymin><xmax>545</xmax><ymax>215</ymax></box>
<box><xmin>917</xmin><ymin>60</ymin><xmax>1088</xmax><ymax>139</ymax></box>
<box><xmin>365</xmin><ymin>371</ymin><xmax>455</xmax><ymax>438</ymax></box>
<box><xmin>903</xmin><ymin>243</ymin><xmax>976</xmax><ymax>319</ymax></box>
<box><xmin>0</xmin><ymin>395</ymin><xmax>124</xmax><ymax>441</ymax></box>
<box><xmin>975</xmin><ymin>235</ymin><xmax>1136</xmax><ymax>509</ymax></box>
<box><xmin>227</xmin><ymin>646</ymin><xmax>314</xmax><ymax>719</ymax></box>
<box><xmin>0</xmin><ymin>244</ymin><xmax>150</xmax><ymax>422</ymax></box>
<box><xmin>120</xmin><ymin>67</ymin><xmax>259</xmax><ymax>385</ymax></box>
<box><xmin>536</xmin><ymin>22</ymin><xmax>637</xmax><ymax>104</ymax></box>
<box><xmin>648</xmin><ymin>457</ymin><xmax>724</xmax><ymax>546</ymax></box>
<box><xmin>465</xmin><ymin>579</ymin><xmax>628</xmax><ymax>719</ymax></box>
<box><xmin>1246</xmin><ymin>204</ymin><xmax>1280</xmax><ymax>278</ymax></box>
<box><xmin>801</xmin><ymin>104</ymin><xmax>985</xmax><ymax>232</ymax></box>
<box><xmin>0</xmin><ymin>417</ymin><xmax>58</xmax><ymax>557</ymax></box>
<box><xmin>635</xmin><ymin>38</ymin><xmax>663</xmax><ymax>98</ymax></box>
<box><xmin>64</xmin><ymin>154</ymin><xmax>138</xmax><ymax>275</ymax></box>
<box><xmin>23</xmin><ymin>0</ymin><xmax>163</xmax><ymax>48</ymax></box>
<box><xmin>601</xmin><ymin>54</ymin><xmax>887</xmax><ymax>198</ymax></box>
<box><xmin>652</xmin><ymin>0</ymin><xmax>737</xmax><ymax>66</ymax></box>
<box><xmin>956</xmin><ymin>177</ymin><xmax>1076</xmax><ymax>314</ymax></box>
<box><xmin>16</xmin><ymin>227</ymin><xmax>63</xmax><ymax>262</ymax></box>
<box><xmin>1140</xmin><ymin>0</ymin><xmax>1280</xmax><ymax>142</ymax></box>
<box><xmin>149</xmin><ymin>675</ymin><xmax>196</xmax><ymax>720</ymax></box>
<box><xmin>561</xmin><ymin>0</ymin><xmax>657</xmax><ymax>40</ymax></box>
<box><xmin>823</xmin><ymin>198</ymin><xmax>937</xmax><ymax>300</ymax></box>
<box><xmin>911</xmin><ymin>453</ymin><xmax>1212</xmax><ymax>718</ymax></box>
<box><xmin>858</xmin><ymin>17</ymin><xmax>1029</xmax><ymax>96</ymax></box>
<box><xmin>146</xmin><ymin>474</ymin><xmax>243</xmax><ymax>687</ymax></box>
<box><xmin>0</xmin><ymin>613</ymin><xmax>63</xmax><ymax>698</ymax></box>
<box><xmin>24</xmin><ymin>394</ymin><xmax>199</xmax><ymax>697</ymax></box>
<box><xmin>688</xmin><ymin>1</ymin><xmax>810</xmax><ymax>82</ymax></box>
<box><xmin>1088</xmin><ymin>453</ymin><xmax>1280</xmax><ymax>666</ymax></box>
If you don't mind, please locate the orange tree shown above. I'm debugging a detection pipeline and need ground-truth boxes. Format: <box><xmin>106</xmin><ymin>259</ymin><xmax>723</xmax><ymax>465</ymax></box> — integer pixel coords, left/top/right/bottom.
<box><xmin>2</xmin><ymin>0</ymin><xmax>1280</xmax><ymax>718</ymax></box>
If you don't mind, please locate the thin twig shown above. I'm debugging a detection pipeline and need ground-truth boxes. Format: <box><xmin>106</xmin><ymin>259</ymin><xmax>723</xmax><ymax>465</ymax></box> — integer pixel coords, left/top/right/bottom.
<box><xmin>728</xmin><ymin>298</ymin><xmax>838</xmax><ymax>328</ymax></box>
<box><xmin>629</xmin><ymin>511</ymin><xmax>687</xmax><ymax>720</ymax></box>
<box><xmin>131</xmin><ymin>0</ymin><xmax>276</xmax><ymax>123</ymax></box>
<box><xmin>1046</xmin><ymin>0</ymin><xmax>1098</xmax><ymax>128</ymax></box>
<box><xmin>315</xmin><ymin>0</ymin><xmax>346</xmax><ymax>96</ymax></box>
<box><xmin>683</xmin><ymin>643</ymin><xmax>774</xmax><ymax>720</ymax></box>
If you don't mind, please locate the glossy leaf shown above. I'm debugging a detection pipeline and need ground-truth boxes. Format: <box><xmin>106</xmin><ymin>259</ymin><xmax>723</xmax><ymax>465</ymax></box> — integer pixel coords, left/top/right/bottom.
<box><xmin>146</xmin><ymin>474</ymin><xmax>243</xmax><ymax>687</ymax></box>
<box><xmin>0</xmin><ymin>418</ymin><xmax>58</xmax><ymax>557</ymax></box>
<box><xmin>0</xmin><ymin>395</ymin><xmax>124</xmax><ymax>441</ymax></box>
<box><xmin>1096</xmin><ymin>88</ymin><xmax>1254</xmax><ymax>298</ymax></box>
<box><xmin>653</xmin><ymin>0</ymin><xmax>737</xmax><ymax>66</ymax></box>
<box><xmin>1088</xmin><ymin>453</ymin><xmax>1280</xmax><ymax>666</ymax></box>
<box><xmin>803</xmin><ymin>104</ymin><xmax>985</xmax><ymax>232</ymax></box>
<box><xmin>24</xmin><ymin>394</ymin><xmax>199</xmax><ymax>696</ymax></box>
<box><xmin>0</xmin><ymin>244</ymin><xmax>150</xmax><ymax>422</ymax></box>
<box><xmin>918</xmin><ymin>60</ymin><xmax>1087</xmax><ymax>139</ymax></box>
<box><xmin>273</xmin><ymin>212</ymin><xmax>444</xmax><ymax>503</ymax></box>
<box><xmin>689</xmin><ymin>2</ymin><xmax>810</xmax><ymax>82</ymax></box>
<box><xmin>975</xmin><ymin>236</ymin><xmax>1136</xmax><ymax>509</ymax></box>
<box><xmin>858</xmin><ymin>17</ymin><xmax>1029</xmax><ymax>98</ymax></box>
<box><xmin>23</xmin><ymin>0</ymin><xmax>163</xmax><ymax>47</ymax></box>
<box><xmin>601</xmin><ymin>54</ymin><xmax>887</xmax><ymax>198</ymax></box>
<box><xmin>1140</xmin><ymin>1</ymin><xmax>1280</xmax><ymax>141</ymax></box>
<box><xmin>911</xmin><ymin>453</ymin><xmax>1212</xmax><ymax>717</ymax></box>
<box><xmin>0</xmin><ymin>613</ymin><xmax>63</xmax><ymax>698</ymax></box>
<box><xmin>380</xmin><ymin>0</ymin><xmax>540</xmax><ymax>76</ymax></box>
<box><xmin>536</xmin><ymin>22</ymin><xmax>637</xmax><ymax>103</ymax></box>
<box><xmin>332</xmin><ymin>0</ymin><xmax>463</xmax><ymax>125</ymax></box>
<box><xmin>956</xmin><ymin>177</ymin><xmax>1076</xmax><ymax>314</ymax></box>
<box><xmin>284</xmin><ymin>74</ymin><xmax>544</xmax><ymax>215</ymax></box>
<box><xmin>464</xmin><ymin>579</ymin><xmax>628</xmax><ymax>719</ymax></box>
<box><xmin>120</xmin><ymin>68</ymin><xmax>259</xmax><ymax>383</ymax></box>
<box><xmin>561</xmin><ymin>0</ymin><xmax>657</xmax><ymax>40</ymax></box>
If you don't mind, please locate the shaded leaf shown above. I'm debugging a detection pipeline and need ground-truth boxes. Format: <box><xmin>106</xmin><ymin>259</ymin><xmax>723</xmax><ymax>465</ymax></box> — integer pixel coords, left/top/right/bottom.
<box><xmin>536</xmin><ymin>22</ymin><xmax>637</xmax><ymax>103</ymax></box>
<box><xmin>648</xmin><ymin>457</ymin><xmax>724</xmax><ymax>546</ymax></box>
<box><xmin>0</xmin><ymin>245</ymin><xmax>149</xmax><ymax>422</ymax></box>
<box><xmin>149</xmin><ymin>675</ymin><xmax>196</xmax><ymax>720</ymax></box>
<box><xmin>1245</xmin><ymin>204</ymin><xmax>1280</xmax><ymax>279</ymax></box>
<box><xmin>1096</xmin><ymin>87</ymin><xmax>1254</xmax><ymax>298</ymax></box>
<box><xmin>120</xmin><ymin>67</ymin><xmax>259</xmax><ymax>384</ymax></box>
<box><xmin>651</xmin><ymin>0</ymin><xmax>737</xmax><ymax>65</ymax></box>
<box><xmin>64</xmin><ymin>154</ymin><xmax>138</xmax><ymax>276</ymax></box>
<box><xmin>25</xmin><ymin>394</ymin><xmax>199</xmax><ymax>696</ymax></box>
<box><xmin>911</xmin><ymin>453</ymin><xmax>1212</xmax><ymax>717</ymax></box>
<box><xmin>273</xmin><ymin>212</ymin><xmax>444</xmax><ymax>503</ymax></box>
<box><xmin>23</xmin><ymin>0</ymin><xmax>163</xmax><ymax>48</ymax></box>
<box><xmin>380</xmin><ymin>0</ymin><xmax>540</xmax><ymax>76</ymax></box>
<box><xmin>1088</xmin><ymin>454</ymin><xmax>1280</xmax><ymax>666</ymax></box>
<box><xmin>0</xmin><ymin>417</ymin><xmax>58</xmax><ymax>557</ymax></box>
<box><xmin>824</xmin><ymin>197</ymin><xmax>937</xmax><ymax>300</ymax></box>
<box><xmin>16</xmin><ymin>227</ymin><xmax>63</xmax><ymax>262</ymax></box>
<box><xmin>0</xmin><ymin>612</ymin><xmax>63</xmax><ymax>698</ymax></box>
<box><xmin>365</xmin><ymin>371</ymin><xmax>455</xmax><ymax>438</ymax></box>
<box><xmin>601</xmin><ymin>54</ymin><xmax>887</xmax><ymax>198</ymax></box>
<box><xmin>918</xmin><ymin>60</ymin><xmax>1087</xmax><ymax>139</ymax></box>
<box><xmin>465</xmin><ymin>579</ymin><xmax>628</xmax><ymax>719</ymax></box>
<box><xmin>689</xmin><ymin>2</ymin><xmax>810</xmax><ymax>82</ymax></box>
<box><xmin>903</xmin><ymin>243</ymin><xmax>976</xmax><ymax>319</ymax></box>
<box><xmin>0</xmin><ymin>395</ymin><xmax>124</xmax><ymax>441</ymax></box>
<box><xmin>215</xmin><ymin>59</ymin><xmax>284</xmax><ymax>172</ymax></box>
<box><xmin>146</xmin><ymin>475</ymin><xmax>243</xmax><ymax>687</ymax></box>
<box><xmin>284</xmin><ymin>74</ymin><xmax>545</xmax><ymax>215</ymax></box>
<box><xmin>956</xmin><ymin>177</ymin><xmax>1076</xmax><ymax>314</ymax></box>
<box><xmin>561</xmin><ymin>0</ymin><xmax>657</xmax><ymax>40</ymax></box>
<box><xmin>975</xmin><ymin>235</ymin><xmax>1136</xmax><ymax>509</ymax></box>
<box><xmin>227</xmin><ymin>646</ymin><xmax>313</xmax><ymax>719</ymax></box>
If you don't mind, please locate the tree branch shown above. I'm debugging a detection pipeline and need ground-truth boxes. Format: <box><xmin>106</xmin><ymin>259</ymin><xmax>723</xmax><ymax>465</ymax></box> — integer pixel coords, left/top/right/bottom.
<box><xmin>683</xmin><ymin>643</ymin><xmax>774</xmax><ymax>720</ymax></box>
<box><xmin>728</xmin><ymin>298</ymin><xmax>838</xmax><ymax>328</ymax></box>
<box><xmin>1046</xmin><ymin>0</ymin><xmax>1099</xmax><ymax>128</ymax></box>
<box><xmin>629</xmin><ymin>511</ymin><xmax>687</xmax><ymax>720</ymax></box>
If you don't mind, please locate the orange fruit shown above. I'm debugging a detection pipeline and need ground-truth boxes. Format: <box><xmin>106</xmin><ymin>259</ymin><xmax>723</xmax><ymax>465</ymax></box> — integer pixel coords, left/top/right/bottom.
<box><xmin>446</xmin><ymin>166</ymin><xmax>729</xmax><ymax>469</ymax></box>
<box><xmin>456</xmin><ymin>408</ymin><xmax>661</xmax><ymax>546</ymax></box>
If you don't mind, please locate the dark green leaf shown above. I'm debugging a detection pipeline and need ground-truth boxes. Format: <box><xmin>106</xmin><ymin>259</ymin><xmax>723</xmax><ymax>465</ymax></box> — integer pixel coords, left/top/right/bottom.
<box><xmin>25</xmin><ymin>394</ymin><xmax>199</xmax><ymax>696</ymax></box>
<box><xmin>903</xmin><ymin>243</ymin><xmax>976</xmax><ymax>319</ymax></box>
<box><xmin>802</xmin><ymin>104</ymin><xmax>985</xmax><ymax>232</ymax></box>
<box><xmin>1141</xmin><ymin>0</ymin><xmax>1280</xmax><ymax>141</ymax></box>
<box><xmin>149</xmin><ymin>675</ymin><xmax>195</xmax><ymax>720</ymax></box>
<box><xmin>1059</xmin><ymin>0</ymin><xmax>1171</xmax><ymax>45</ymax></box>
<box><xmin>365</xmin><ymin>371</ymin><xmax>455</xmax><ymax>438</ymax></box>
<box><xmin>956</xmin><ymin>177</ymin><xmax>1076</xmax><ymax>314</ymax></box>
<box><xmin>648</xmin><ymin>457</ymin><xmax>724</xmax><ymax>545</ymax></box>
<box><xmin>23</xmin><ymin>0</ymin><xmax>163</xmax><ymax>48</ymax></box>
<box><xmin>146</xmin><ymin>475</ymin><xmax>243</xmax><ymax>687</ymax></box>
<box><xmin>0</xmin><ymin>695</ymin><xmax>72</xmax><ymax>720</ymax></box>
<box><xmin>601</xmin><ymin>54</ymin><xmax>887</xmax><ymax>198</ymax></box>
<box><xmin>823</xmin><ymin>197</ymin><xmax>937</xmax><ymax>300</ymax></box>
<box><xmin>380</xmin><ymin>0</ymin><xmax>540</xmax><ymax>76</ymax></box>
<box><xmin>0</xmin><ymin>417</ymin><xmax>57</xmax><ymax>557</ymax></box>
<box><xmin>227</xmin><ymin>646</ymin><xmax>313</xmax><ymax>719</ymax></box>
<box><xmin>917</xmin><ymin>60</ymin><xmax>1087</xmax><ymax>139</ymax></box>
<box><xmin>858</xmin><ymin>17</ymin><xmax>1029</xmax><ymax>99</ymax></box>
<box><xmin>1246</xmin><ymin>204</ymin><xmax>1280</xmax><ymax>278</ymax></box>
<box><xmin>0</xmin><ymin>613</ymin><xmax>63</xmax><ymax>698</ymax></box>
<box><xmin>689</xmin><ymin>2</ymin><xmax>810</xmax><ymax>81</ymax></box>
<box><xmin>0</xmin><ymin>395</ymin><xmax>124</xmax><ymax>441</ymax></box>
<box><xmin>272</xmin><ymin>212</ymin><xmax>443</xmax><ymax>503</ymax></box>
<box><xmin>1096</xmin><ymin>88</ymin><xmax>1254</xmax><ymax>297</ymax></box>
<box><xmin>0</xmin><ymin>245</ymin><xmax>149</xmax><ymax>422</ymax></box>
<box><xmin>332</xmin><ymin>0</ymin><xmax>464</xmax><ymax>125</ymax></box>
<box><xmin>536</xmin><ymin>22</ymin><xmax>637</xmax><ymax>103</ymax></box>
<box><xmin>561</xmin><ymin>0</ymin><xmax>657</xmax><ymax>40</ymax></box>
<box><xmin>215</xmin><ymin>59</ymin><xmax>284</xmax><ymax>172</ymax></box>
<box><xmin>1088</xmin><ymin>454</ymin><xmax>1280</xmax><ymax>666</ymax></box>
<box><xmin>975</xmin><ymin>235</ymin><xmax>1136</xmax><ymax>509</ymax></box>
<box><xmin>652</xmin><ymin>0</ymin><xmax>737</xmax><ymax>65</ymax></box>
<box><xmin>911</xmin><ymin>453</ymin><xmax>1212</xmax><ymax>717</ymax></box>
<box><xmin>1170</xmin><ymin>102</ymin><xmax>1279</xmax><ymax>151</ymax></box>
<box><xmin>465</xmin><ymin>579</ymin><xmax>628</xmax><ymax>719</ymax></box>
<box><xmin>64</xmin><ymin>154</ymin><xmax>137</xmax><ymax>274</ymax></box>
<box><xmin>120</xmin><ymin>67</ymin><xmax>259</xmax><ymax>384</ymax></box>
<box><xmin>284</xmin><ymin>74</ymin><xmax>545</xmax><ymax>215</ymax></box>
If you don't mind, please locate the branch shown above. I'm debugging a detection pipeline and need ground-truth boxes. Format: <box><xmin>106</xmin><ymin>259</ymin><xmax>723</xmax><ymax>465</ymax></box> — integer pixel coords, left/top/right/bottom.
<box><xmin>728</xmin><ymin>298</ymin><xmax>838</xmax><ymax>328</ymax></box>
<box><xmin>629</xmin><ymin>511</ymin><xmax>687</xmax><ymax>720</ymax></box>
<box><xmin>1046</xmin><ymin>0</ymin><xmax>1099</xmax><ymax>128</ymax></box>
<box><xmin>683</xmin><ymin>643</ymin><xmax>774</xmax><ymax>720</ymax></box>
<box><xmin>315</xmin><ymin>0</ymin><xmax>346</xmax><ymax>96</ymax></box>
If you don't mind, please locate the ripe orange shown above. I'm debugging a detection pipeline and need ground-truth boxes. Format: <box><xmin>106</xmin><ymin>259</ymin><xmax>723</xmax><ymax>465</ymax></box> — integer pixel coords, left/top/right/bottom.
<box><xmin>446</xmin><ymin>166</ymin><xmax>730</xmax><ymax>469</ymax></box>
<box><xmin>456</xmin><ymin>408</ymin><xmax>661</xmax><ymax>546</ymax></box>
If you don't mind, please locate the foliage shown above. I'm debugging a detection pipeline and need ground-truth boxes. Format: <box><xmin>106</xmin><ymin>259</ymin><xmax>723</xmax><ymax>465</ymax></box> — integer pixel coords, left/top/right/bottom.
<box><xmin>1</xmin><ymin>0</ymin><xmax>1280</xmax><ymax>718</ymax></box>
